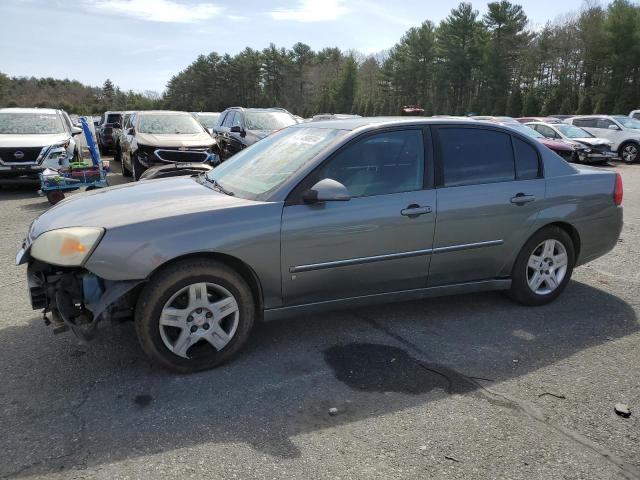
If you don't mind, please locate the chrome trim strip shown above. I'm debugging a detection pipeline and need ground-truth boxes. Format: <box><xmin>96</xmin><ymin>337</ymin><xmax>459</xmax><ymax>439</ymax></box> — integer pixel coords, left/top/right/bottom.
<box><xmin>289</xmin><ymin>249</ymin><xmax>433</xmax><ymax>273</ymax></box>
<box><xmin>154</xmin><ymin>149</ymin><xmax>209</xmax><ymax>163</ymax></box>
<box><xmin>432</xmin><ymin>239</ymin><xmax>504</xmax><ymax>254</ymax></box>
<box><xmin>289</xmin><ymin>239</ymin><xmax>504</xmax><ymax>273</ymax></box>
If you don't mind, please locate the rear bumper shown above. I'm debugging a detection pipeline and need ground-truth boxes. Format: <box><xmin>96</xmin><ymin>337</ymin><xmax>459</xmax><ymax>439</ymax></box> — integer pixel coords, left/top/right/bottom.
<box><xmin>575</xmin><ymin>206</ymin><xmax>623</xmax><ymax>266</ymax></box>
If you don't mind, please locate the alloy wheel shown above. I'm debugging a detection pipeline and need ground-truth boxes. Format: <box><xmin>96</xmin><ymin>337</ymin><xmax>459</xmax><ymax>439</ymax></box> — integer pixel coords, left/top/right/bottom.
<box><xmin>622</xmin><ymin>144</ymin><xmax>638</xmax><ymax>163</ymax></box>
<box><xmin>159</xmin><ymin>282</ymin><xmax>239</xmax><ymax>359</ymax></box>
<box><xmin>526</xmin><ymin>239</ymin><xmax>568</xmax><ymax>295</ymax></box>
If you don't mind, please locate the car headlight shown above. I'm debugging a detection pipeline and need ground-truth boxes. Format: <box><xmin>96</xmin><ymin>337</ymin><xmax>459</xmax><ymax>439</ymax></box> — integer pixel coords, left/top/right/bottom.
<box><xmin>30</xmin><ymin>227</ymin><xmax>104</xmax><ymax>267</ymax></box>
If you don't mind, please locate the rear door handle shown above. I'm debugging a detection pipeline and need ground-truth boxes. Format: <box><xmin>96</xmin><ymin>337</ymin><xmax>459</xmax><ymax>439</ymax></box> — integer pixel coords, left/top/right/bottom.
<box><xmin>401</xmin><ymin>204</ymin><xmax>432</xmax><ymax>217</ymax></box>
<box><xmin>511</xmin><ymin>193</ymin><xmax>536</xmax><ymax>205</ymax></box>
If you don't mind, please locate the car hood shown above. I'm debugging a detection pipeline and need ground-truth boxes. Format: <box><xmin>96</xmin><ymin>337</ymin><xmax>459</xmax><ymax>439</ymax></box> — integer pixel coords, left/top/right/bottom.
<box><xmin>30</xmin><ymin>177</ymin><xmax>260</xmax><ymax>238</ymax></box>
<box><xmin>536</xmin><ymin>137</ymin><xmax>573</xmax><ymax>151</ymax></box>
<box><xmin>136</xmin><ymin>132</ymin><xmax>215</xmax><ymax>147</ymax></box>
<box><xmin>572</xmin><ymin>137</ymin><xmax>612</xmax><ymax>146</ymax></box>
<box><xmin>0</xmin><ymin>133</ymin><xmax>69</xmax><ymax>148</ymax></box>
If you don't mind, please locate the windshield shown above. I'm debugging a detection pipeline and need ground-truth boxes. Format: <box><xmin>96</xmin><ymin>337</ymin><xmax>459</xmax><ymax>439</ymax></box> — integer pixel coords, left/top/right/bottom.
<box><xmin>244</xmin><ymin>111</ymin><xmax>297</xmax><ymax>131</ymax></box>
<box><xmin>0</xmin><ymin>112</ymin><xmax>65</xmax><ymax>134</ymax></box>
<box><xmin>555</xmin><ymin>124</ymin><xmax>593</xmax><ymax>138</ymax></box>
<box><xmin>195</xmin><ymin>113</ymin><xmax>220</xmax><ymax>128</ymax></box>
<box><xmin>510</xmin><ymin>123</ymin><xmax>544</xmax><ymax>138</ymax></box>
<box><xmin>138</xmin><ymin>114</ymin><xmax>204</xmax><ymax>134</ymax></box>
<box><xmin>614</xmin><ymin>116</ymin><xmax>640</xmax><ymax>129</ymax></box>
<box><xmin>106</xmin><ymin>113</ymin><xmax>121</xmax><ymax>124</ymax></box>
<box><xmin>206</xmin><ymin>127</ymin><xmax>346</xmax><ymax>200</ymax></box>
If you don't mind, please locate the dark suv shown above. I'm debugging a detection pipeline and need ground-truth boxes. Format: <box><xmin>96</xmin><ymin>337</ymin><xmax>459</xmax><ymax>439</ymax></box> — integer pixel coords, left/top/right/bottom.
<box><xmin>212</xmin><ymin>107</ymin><xmax>298</xmax><ymax>161</ymax></box>
<box><xmin>96</xmin><ymin>111</ymin><xmax>122</xmax><ymax>154</ymax></box>
<box><xmin>120</xmin><ymin>110</ymin><xmax>216</xmax><ymax>180</ymax></box>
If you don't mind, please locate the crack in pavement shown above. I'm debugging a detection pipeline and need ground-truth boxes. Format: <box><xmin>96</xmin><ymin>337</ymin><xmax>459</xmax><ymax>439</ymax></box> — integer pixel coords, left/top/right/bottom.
<box><xmin>352</xmin><ymin>311</ymin><xmax>640</xmax><ymax>480</ymax></box>
<box><xmin>4</xmin><ymin>381</ymin><xmax>98</xmax><ymax>479</ymax></box>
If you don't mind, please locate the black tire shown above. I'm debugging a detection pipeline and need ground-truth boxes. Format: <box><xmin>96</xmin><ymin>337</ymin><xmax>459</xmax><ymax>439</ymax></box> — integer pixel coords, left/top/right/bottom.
<box><xmin>509</xmin><ymin>226</ymin><xmax>575</xmax><ymax>306</ymax></box>
<box><xmin>135</xmin><ymin>258</ymin><xmax>256</xmax><ymax>373</ymax></box>
<box><xmin>121</xmin><ymin>155</ymin><xmax>132</xmax><ymax>177</ymax></box>
<box><xmin>131</xmin><ymin>153</ymin><xmax>146</xmax><ymax>181</ymax></box>
<box><xmin>113</xmin><ymin>143</ymin><xmax>121</xmax><ymax>162</ymax></box>
<box><xmin>619</xmin><ymin>142</ymin><xmax>639</xmax><ymax>164</ymax></box>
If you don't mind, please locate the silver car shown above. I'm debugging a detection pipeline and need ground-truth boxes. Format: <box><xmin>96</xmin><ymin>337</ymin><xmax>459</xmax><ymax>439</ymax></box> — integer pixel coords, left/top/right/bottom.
<box><xmin>17</xmin><ymin>118</ymin><xmax>623</xmax><ymax>372</ymax></box>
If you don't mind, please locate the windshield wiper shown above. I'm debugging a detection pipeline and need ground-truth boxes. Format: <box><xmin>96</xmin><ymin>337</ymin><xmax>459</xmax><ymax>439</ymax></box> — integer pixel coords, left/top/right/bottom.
<box><xmin>200</xmin><ymin>174</ymin><xmax>234</xmax><ymax>196</ymax></box>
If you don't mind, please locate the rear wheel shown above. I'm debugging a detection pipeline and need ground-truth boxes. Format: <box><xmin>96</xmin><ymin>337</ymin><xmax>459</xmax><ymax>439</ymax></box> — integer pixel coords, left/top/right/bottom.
<box><xmin>509</xmin><ymin>226</ymin><xmax>575</xmax><ymax>306</ymax></box>
<box><xmin>135</xmin><ymin>258</ymin><xmax>255</xmax><ymax>373</ymax></box>
<box><xmin>619</xmin><ymin>142</ymin><xmax>639</xmax><ymax>164</ymax></box>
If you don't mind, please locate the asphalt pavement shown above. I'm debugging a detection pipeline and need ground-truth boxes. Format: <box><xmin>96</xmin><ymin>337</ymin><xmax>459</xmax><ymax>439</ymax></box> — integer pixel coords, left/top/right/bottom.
<box><xmin>0</xmin><ymin>159</ymin><xmax>638</xmax><ymax>479</ymax></box>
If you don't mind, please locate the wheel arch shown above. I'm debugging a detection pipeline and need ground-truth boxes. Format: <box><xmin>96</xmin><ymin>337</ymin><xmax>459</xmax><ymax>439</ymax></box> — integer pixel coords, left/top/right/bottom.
<box><xmin>618</xmin><ymin>140</ymin><xmax>639</xmax><ymax>155</ymax></box>
<box><xmin>536</xmin><ymin>221</ymin><xmax>581</xmax><ymax>260</ymax></box>
<box><xmin>146</xmin><ymin>252</ymin><xmax>264</xmax><ymax>316</ymax></box>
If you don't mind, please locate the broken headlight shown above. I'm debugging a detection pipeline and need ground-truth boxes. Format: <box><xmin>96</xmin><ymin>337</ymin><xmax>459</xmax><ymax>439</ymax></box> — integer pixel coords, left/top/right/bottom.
<box><xmin>30</xmin><ymin>227</ymin><xmax>104</xmax><ymax>267</ymax></box>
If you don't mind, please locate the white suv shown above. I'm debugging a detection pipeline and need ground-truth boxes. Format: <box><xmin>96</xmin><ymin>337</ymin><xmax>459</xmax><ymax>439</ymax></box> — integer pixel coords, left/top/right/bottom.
<box><xmin>566</xmin><ymin>115</ymin><xmax>640</xmax><ymax>163</ymax></box>
<box><xmin>0</xmin><ymin>108</ymin><xmax>82</xmax><ymax>183</ymax></box>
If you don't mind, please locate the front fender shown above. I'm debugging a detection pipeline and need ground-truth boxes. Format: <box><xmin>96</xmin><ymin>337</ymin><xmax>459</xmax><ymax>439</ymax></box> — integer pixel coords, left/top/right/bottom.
<box><xmin>84</xmin><ymin>202</ymin><xmax>284</xmax><ymax>308</ymax></box>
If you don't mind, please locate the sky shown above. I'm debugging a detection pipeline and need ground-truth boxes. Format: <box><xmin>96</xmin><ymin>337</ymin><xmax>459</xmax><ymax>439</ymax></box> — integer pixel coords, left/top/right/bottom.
<box><xmin>0</xmin><ymin>0</ymin><xmax>614</xmax><ymax>93</ymax></box>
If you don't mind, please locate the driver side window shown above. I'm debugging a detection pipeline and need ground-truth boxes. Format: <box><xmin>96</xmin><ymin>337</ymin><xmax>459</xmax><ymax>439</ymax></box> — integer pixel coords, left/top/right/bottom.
<box><xmin>315</xmin><ymin>130</ymin><xmax>425</xmax><ymax>198</ymax></box>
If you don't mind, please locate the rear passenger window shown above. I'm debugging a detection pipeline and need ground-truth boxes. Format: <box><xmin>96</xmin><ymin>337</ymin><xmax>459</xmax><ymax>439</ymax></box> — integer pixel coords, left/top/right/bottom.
<box><xmin>573</xmin><ymin>118</ymin><xmax>597</xmax><ymax>128</ymax></box>
<box><xmin>513</xmin><ymin>138</ymin><xmax>540</xmax><ymax>180</ymax></box>
<box><xmin>438</xmin><ymin>128</ymin><xmax>514</xmax><ymax>187</ymax></box>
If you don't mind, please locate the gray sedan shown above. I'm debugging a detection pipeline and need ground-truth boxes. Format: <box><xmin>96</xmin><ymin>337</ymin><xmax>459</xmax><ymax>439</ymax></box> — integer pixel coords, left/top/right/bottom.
<box><xmin>17</xmin><ymin>118</ymin><xmax>623</xmax><ymax>372</ymax></box>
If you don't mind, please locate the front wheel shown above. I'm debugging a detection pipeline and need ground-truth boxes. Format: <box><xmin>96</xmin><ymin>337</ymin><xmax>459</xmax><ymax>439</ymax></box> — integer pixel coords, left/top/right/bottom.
<box><xmin>619</xmin><ymin>142</ymin><xmax>639</xmax><ymax>164</ymax></box>
<box><xmin>135</xmin><ymin>258</ymin><xmax>256</xmax><ymax>373</ymax></box>
<box><xmin>131</xmin><ymin>153</ymin><xmax>146</xmax><ymax>181</ymax></box>
<box><xmin>509</xmin><ymin>226</ymin><xmax>575</xmax><ymax>306</ymax></box>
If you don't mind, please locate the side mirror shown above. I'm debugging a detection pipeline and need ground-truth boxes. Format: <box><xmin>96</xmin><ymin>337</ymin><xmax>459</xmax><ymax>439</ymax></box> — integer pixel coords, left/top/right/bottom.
<box><xmin>230</xmin><ymin>125</ymin><xmax>244</xmax><ymax>134</ymax></box>
<box><xmin>71</xmin><ymin>126</ymin><xmax>83</xmax><ymax>136</ymax></box>
<box><xmin>127</xmin><ymin>127</ymin><xmax>135</xmax><ymax>135</ymax></box>
<box><xmin>113</xmin><ymin>122</ymin><xmax>121</xmax><ymax>129</ymax></box>
<box><xmin>302</xmin><ymin>178</ymin><xmax>351</xmax><ymax>204</ymax></box>
<box><xmin>608</xmin><ymin>124</ymin><xmax>620</xmax><ymax>130</ymax></box>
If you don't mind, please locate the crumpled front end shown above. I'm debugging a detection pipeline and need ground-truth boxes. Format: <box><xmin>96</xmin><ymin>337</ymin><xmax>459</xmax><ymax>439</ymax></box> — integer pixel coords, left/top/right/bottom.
<box><xmin>21</xmin><ymin>250</ymin><xmax>141</xmax><ymax>340</ymax></box>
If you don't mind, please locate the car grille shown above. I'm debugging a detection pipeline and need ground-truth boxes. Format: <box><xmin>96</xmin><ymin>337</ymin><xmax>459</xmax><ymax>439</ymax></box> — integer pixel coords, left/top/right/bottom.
<box><xmin>590</xmin><ymin>144</ymin><xmax>612</xmax><ymax>154</ymax></box>
<box><xmin>154</xmin><ymin>149</ymin><xmax>209</xmax><ymax>163</ymax></box>
<box><xmin>0</xmin><ymin>147</ymin><xmax>44</xmax><ymax>164</ymax></box>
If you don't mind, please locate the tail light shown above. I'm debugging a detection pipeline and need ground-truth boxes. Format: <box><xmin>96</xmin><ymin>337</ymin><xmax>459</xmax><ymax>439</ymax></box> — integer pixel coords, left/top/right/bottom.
<box><xmin>614</xmin><ymin>172</ymin><xmax>623</xmax><ymax>206</ymax></box>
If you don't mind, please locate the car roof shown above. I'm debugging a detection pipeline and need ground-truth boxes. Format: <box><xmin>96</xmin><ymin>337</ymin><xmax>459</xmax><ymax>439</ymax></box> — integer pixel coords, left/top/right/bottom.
<box><xmin>0</xmin><ymin>107</ymin><xmax>59</xmax><ymax>114</ymax></box>
<box><xmin>136</xmin><ymin>110</ymin><xmax>193</xmax><ymax>116</ymax></box>
<box><xmin>291</xmin><ymin>116</ymin><xmax>487</xmax><ymax>131</ymax></box>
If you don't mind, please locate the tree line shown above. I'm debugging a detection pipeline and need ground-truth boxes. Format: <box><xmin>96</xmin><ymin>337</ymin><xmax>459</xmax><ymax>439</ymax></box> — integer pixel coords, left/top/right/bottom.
<box><xmin>1</xmin><ymin>0</ymin><xmax>639</xmax><ymax>117</ymax></box>
<box><xmin>0</xmin><ymin>75</ymin><xmax>161</xmax><ymax>114</ymax></box>
<box><xmin>163</xmin><ymin>0</ymin><xmax>640</xmax><ymax>117</ymax></box>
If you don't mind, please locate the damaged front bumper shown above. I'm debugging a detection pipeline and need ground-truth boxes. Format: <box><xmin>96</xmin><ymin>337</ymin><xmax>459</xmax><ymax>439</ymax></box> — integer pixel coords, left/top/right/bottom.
<box><xmin>24</xmin><ymin>255</ymin><xmax>141</xmax><ymax>340</ymax></box>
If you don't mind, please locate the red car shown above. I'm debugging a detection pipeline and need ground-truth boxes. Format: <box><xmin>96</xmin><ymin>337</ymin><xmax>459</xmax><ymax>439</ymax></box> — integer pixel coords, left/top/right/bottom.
<box><xmin>492</xmin><ymin>121</ymin><xmax>587</xmax><ymax>162</ymax></box>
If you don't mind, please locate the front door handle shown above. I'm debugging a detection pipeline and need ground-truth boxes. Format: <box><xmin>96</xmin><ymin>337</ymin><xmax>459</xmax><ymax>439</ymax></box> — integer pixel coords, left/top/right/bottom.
<box><xmin>511</xmin><ymin>193</ymin><xmax>536</xmax><ymax>205</ymax></box>
<box><xmin>401</xmin><ymin>204</ymin><xmax>432</xmax><ymax>217</ymax></box>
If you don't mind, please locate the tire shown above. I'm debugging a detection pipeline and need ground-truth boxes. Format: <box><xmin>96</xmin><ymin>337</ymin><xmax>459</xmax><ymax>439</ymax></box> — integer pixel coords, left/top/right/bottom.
<box><xmin>135</xmin><ymin>258</ymin><xmax>256</xmax><ymax>373</ymax></box>
<box><xmin>619</xmin><ymin>142</ymin><xmax>639</xmax><ymax>164</ymax></box>
<box><xmin>509</xmin><ymin>226</ymin><xmax>575</xmax><ymax>306</ymax></box>
<box><xmin>131</xmin><ymin>153</ymin><xmax>146</xmax><ymax>181</ymax></box>
<box><xmin>114</xmin><ymin>143</ymin><xmax>121</xmax><ymax>162</ymax></box>
<box><xmin>121</xmin><ymin>155</ymin><xmax>132</xmax><ymax>178</ymax></box>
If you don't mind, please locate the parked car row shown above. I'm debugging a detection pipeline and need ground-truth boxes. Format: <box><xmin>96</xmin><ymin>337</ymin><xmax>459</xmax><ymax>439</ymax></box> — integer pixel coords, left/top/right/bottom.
<box><xmin>469</xmin><ymin>113</ymin><xmax>640</xmax><ymax>164</ymax></box>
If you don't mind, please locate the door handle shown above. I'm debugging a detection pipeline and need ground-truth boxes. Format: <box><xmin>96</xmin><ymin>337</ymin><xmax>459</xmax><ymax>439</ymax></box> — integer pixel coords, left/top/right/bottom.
<box><xmin>401</xmin><ymin>204</ymin><xmax>432</xmax><ymax>217</ymax></box>
<box><xmin>511</xmin><ymin>193</ymin><xmax>536</xmax><ymax>205</ymax></box>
